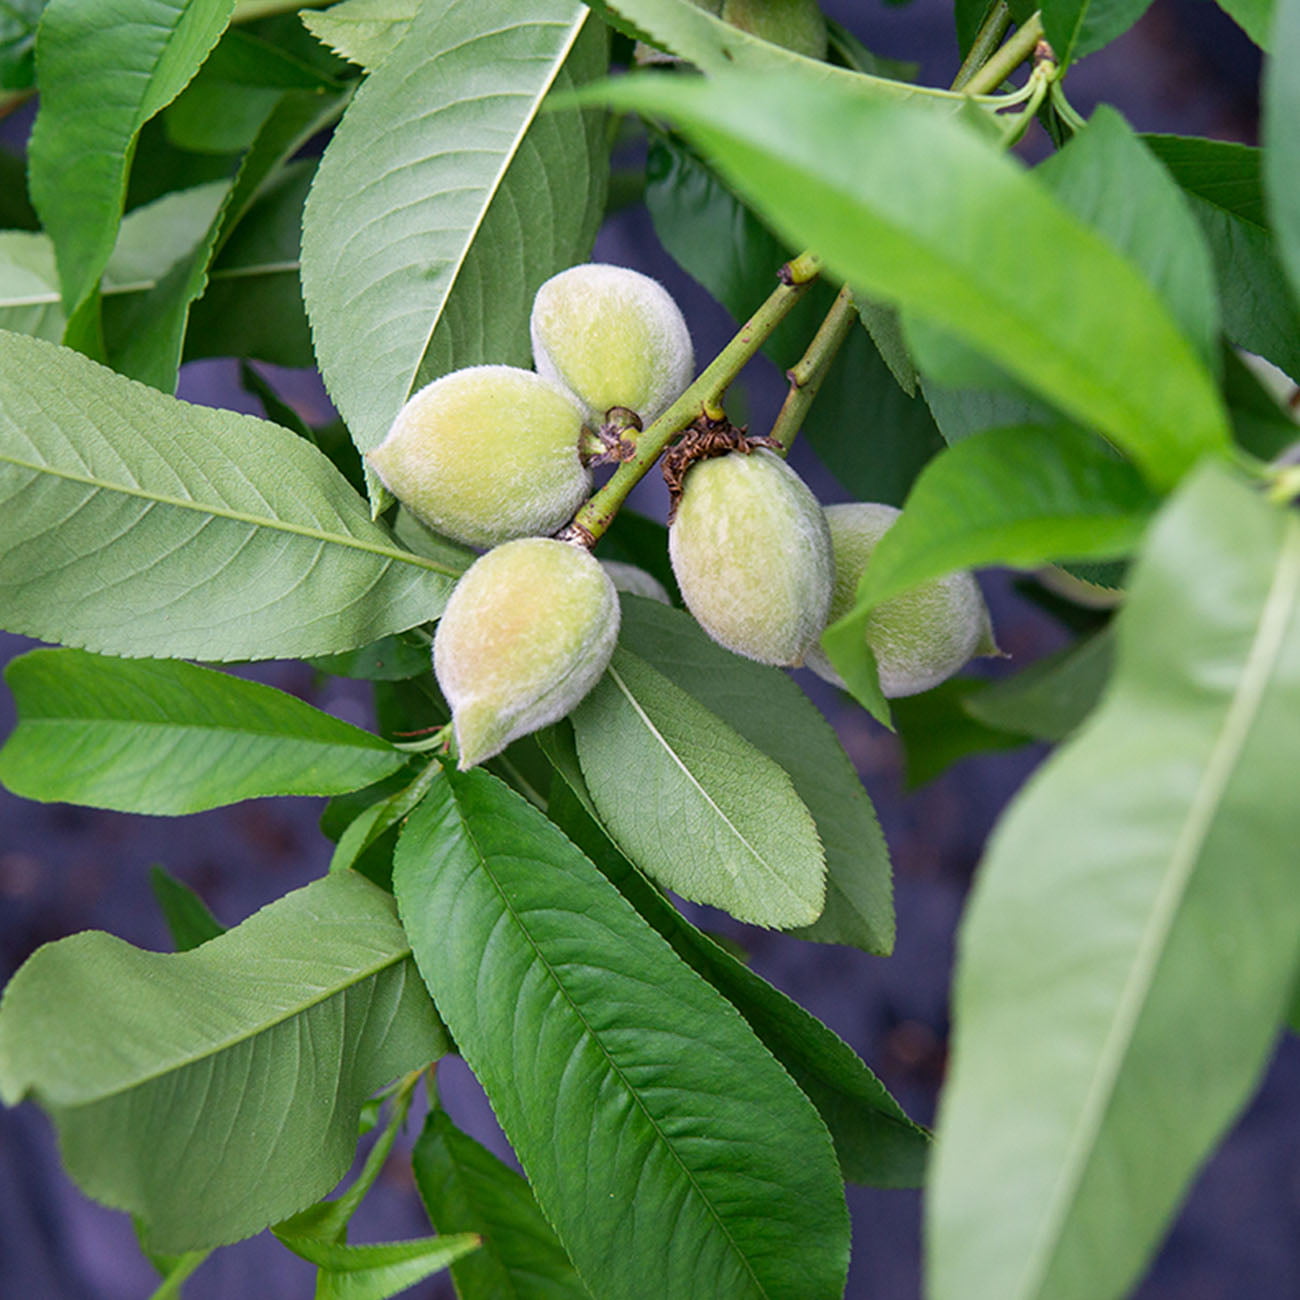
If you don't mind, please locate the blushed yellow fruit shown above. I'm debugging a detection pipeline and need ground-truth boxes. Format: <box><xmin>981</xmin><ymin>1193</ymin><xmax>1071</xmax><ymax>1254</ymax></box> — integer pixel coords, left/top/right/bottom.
<box><xmin>434</xmin><ymin>538</ymin><xmax>619</xmax><ymax>768</ymax></box>
<box><xmin>531</xmin><ymin>263</ymin><xmax>694</xmax><ymax>426</ymax></box>
<box><xmin>668</xmin><ymin>450</ymin><xmax>833</xmax><ymax>666</ymax></box>
<box><xmin>805</xmin><ymin>502</ymin><xmax>997</xmax><ymax>698</ymax></box>
<box><xmin>367</xmin><ymin>366</ymin><xmax>589</xmax><ymax>549</ymax></box>
<box><xmin>720</xmin><ymin>0</ymin><xmax>828</xmax><ymax>59</ymax></box>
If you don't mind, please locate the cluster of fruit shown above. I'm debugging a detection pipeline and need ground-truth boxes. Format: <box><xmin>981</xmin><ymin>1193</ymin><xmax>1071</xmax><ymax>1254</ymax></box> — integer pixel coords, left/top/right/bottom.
<box><xmin>368</xmin><ymin>263</ymin><xmax>994</xmax><ymax>769</ymax></box>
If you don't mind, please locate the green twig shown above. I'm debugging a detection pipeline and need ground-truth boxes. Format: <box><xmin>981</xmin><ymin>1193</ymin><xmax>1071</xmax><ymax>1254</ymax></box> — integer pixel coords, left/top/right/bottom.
<box><xmin>952</xmin><ymin>3</ymin><xmax>1013</xmax><ymax>93</ymax></box>
<box><xmin>770</xmin><ymin>284</ymin><xmax>858</xmax><ymax>458</ymax></box>
<box><xmin>962</xmin><ymin>12</ymin><xmax>1045</xmax><ymax>96</ymax></box>
<box><xmin>233</xmin><ymin>0</ymin><xmax>332</xmax><ymax>22</ymax></box>
<box><xmin>564</xmin><ymin>252</ymin><xmax>822</xmax><ymax>546</ymax></box>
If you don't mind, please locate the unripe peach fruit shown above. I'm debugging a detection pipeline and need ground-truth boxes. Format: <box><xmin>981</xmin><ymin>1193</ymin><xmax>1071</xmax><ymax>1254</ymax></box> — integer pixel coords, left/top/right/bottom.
<box><xmin>367</xmin><ymin>366</ymin><xmax>589</xmax><ymax>549</ymax></box>
<box><xmin>434</xmin><ymin>538</ymin><xmax>619</xmax><ymax>768</ymax></box>
<box><xmin>668</xmin><ymin>449</ymin><xmax>833</xmax><ymax>666</ymax></box>
<box><xmin>804</xmin><ymin>502</ymin><xmax>997</xmax><ymax>697</ymax></box>
<box><xmin>531</xmin><ymin>263</ymin><xmax>694</xmax><ymax>426</ymax></box>
<box><xmin>721</xmin><ymin>0</ymin><xmax>828</xmax><ymax>59</ymax></box>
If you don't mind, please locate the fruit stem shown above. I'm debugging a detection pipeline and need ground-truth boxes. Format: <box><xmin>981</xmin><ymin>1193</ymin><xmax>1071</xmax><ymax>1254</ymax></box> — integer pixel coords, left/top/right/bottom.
<box><xmin>770</xmin><ymin>284</ymin><xmax>858</xmax><ymax>458</ymax></box>
<box><xmin>565</xmin><ymin>254</ymin><xmax>821</xmax><ymax>545</ymax></box>
<box><xmin>952</xmin><ymin>3</ymin><xmax>1013</xmax><ymax>93</ymax></box>
<box><xmin>961</xmin><ymin>12</ymin><xmax>1045</xmax><ymax>96</ymax></box>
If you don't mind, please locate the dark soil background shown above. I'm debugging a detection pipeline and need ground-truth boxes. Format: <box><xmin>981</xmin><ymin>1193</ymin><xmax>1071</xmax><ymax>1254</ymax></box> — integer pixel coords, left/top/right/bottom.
<box><xmin>3</xmin><ymin>2</ymin><xmax>1298</xmax><ymax>1297</ymax></box>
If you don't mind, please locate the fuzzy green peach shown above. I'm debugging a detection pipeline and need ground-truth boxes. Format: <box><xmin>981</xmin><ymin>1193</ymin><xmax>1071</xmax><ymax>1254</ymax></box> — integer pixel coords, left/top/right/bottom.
<box><xmin>434</xmin><ymin>538</ymin><xmax>619</xmax><ymax>768</ymax></box>
<box><xmin>367</xmin><ymin>365</ymin><xmax>589</xmax><ymax>549</ymax></box>
<box><xmin>668</xmin><ymin>449</ymin><xmax>833</xmax><ymax>666</ymax></box>
<box><xmin>805</xmin><ymin>502</ymin><xmax>997</xmax><ymax>697</ymax></box>
<box><xmin>531</xmin><ymin>263</ymin><xmax>694</xmax><ymax>426</ymax></box>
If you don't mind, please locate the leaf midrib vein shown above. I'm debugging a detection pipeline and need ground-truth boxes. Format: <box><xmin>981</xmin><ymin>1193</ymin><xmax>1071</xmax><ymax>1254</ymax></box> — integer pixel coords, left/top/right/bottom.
<box><xmin>1014</xmin><ymin>513</ymin><xmax>1300</xmax><ymax>1300</ymax></box>
<box><xmin>0</xmin><ymin>451</ymin><xmax>461</xmax><ymax>576</ymax></box>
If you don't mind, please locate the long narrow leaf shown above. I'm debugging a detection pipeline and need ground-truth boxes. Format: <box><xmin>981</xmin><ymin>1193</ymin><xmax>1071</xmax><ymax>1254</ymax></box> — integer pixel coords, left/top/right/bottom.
<box><xmin>393</xmin><ymin>766</ymin><xmax>851</xmax><ymax>1300</ymax></box>
<box><xmin>0</xmin><ymin>649</ymin><xmax>406</xmax><ymax>814</ymax></box>
<box><xmin>927</xmin><ymin>464</ymin><xmax>1300</xmax><ymax>1300</ymax></box>
<box><xmin>580</xmin><ymin>70</ymin><xmax>1231</xmax><ymax>490</ymax></box>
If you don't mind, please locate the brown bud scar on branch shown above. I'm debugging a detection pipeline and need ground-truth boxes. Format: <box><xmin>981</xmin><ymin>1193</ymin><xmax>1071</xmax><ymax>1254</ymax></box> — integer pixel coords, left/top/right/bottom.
<box><xmin>661</xmin><ymin>414</ymin><xmax>783</xmax><ymax>523</ymax></box>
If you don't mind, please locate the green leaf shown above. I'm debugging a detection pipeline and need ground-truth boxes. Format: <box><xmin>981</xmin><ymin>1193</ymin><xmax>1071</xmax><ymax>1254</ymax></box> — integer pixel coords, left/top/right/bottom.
<box><xmin>644</xmin><ymin>132</ymin><xmax>943</xmax><ymax>504</ymax></box>
<box><xmin>963</xmin><ymin>627</ymin><xmax>1115</xmax><ymax>742</ymax></box>
<box><xmin>891</xmin><ymin>678</ymin><xmax>1025</xmax><ymax>788</ymax></box>
<box><xmin>393</xmin><ymin>766</ymin><xmax>851</xmax><ymax>1300</ymax></box>
<box><xmin>149</xmin><ymin>865</ymin><xmax>226</xmax><ymax>951</ymax></box>
<box><xmin>1041</xmin><ymin>0</ymin><xmax>1155</xmax><ymax>67</ymax></box>
<box><xmin>1036</xmin><ymin>108</ymin><xmax>1219</xmax><ymax>371</ymax></box>
<box><xmin>1214</xmin><ymin>0</ymin><xmax>1274</xmax><ymax>46</ymax></box>
<box><xmin>0</xmin><ymin>230</ymin><xmax>63</xmax><ymax>341</ymax></box>
<box><xmin>571</xmin><ymin>648</ymin><xmax>826</xmax><ymax>929</ymax></box>
<box><xmin>301</xmin><ymin>0</ymin><xmax>417</xmax><ymax>70</ymax></box>
<box><xmin>276</xmin><ymin>1233</ymin><xmax>481</xmax><ymax>1300</ymax></box>
<box><xmin>301</xmin><ymin>3</ymin><xmax>608</xmax><ymax>501</ymax></box>
<box><xmin>186</xmin><ymin>161</ymin><xmax>317</xmax><ymax>368</ymax></box>
<box><xmin>311</xmin><ymin>631</ymin><xmax>432</xmax><ymax>681</ymax></box>
<box><xmin>545</xmin><ymin>763</ymin><xmax>928</xmax><ymax>1187</ymax></box>
<box><xmin>0</xmin><ymin>331</ymin><xmax>457</xmax><ymax>660</ymax></box>
<box><xmin>1265</xmin><ymin>0</ymin><xmax>1300</xmax><ymax>308</ymax></box>
<box><xmin>600</xmin><ymin>0</ymin><xmax>976</xmax><ymax>110</ymax></box>
<box><xmin>927</xmin><ymin>464</ymin><xmax>1300</xmax><ymax>1300</ymax></box>
<box><xmin>0</xmin><ymin>871</ymin><xmax>448</xmax><ymax>1252</ymax></box>
<box><xmin>107</xmin><ymin>89</ymin><xmax>346</xmax><ymax>390</ymax></box>
<box><xmin>582</xmin><ymin>71</ymin><xmax>1232</xmax><ymax>490</ymax></box>
<box><xmin>327</xmin><ymin>760</ymin><xmax>442</xmax><ymax>878</ymax></box>
<box><xmin>412</xmin><ymin>1107</ymin><xmax>587</xmax><ymax>1299</ymax></box>
<box><xmin>1143</xmin><ymin>134</ymin><xmax>1300</xmax><ymax>381</ymax></box>
<box><xmin>0</xmin><ymin>648</ymin><xmax>406</xmax><ymax>814</ymax></box>
<box><xmin>853</xmin><ymin>425</ymin><xmax>1156</xmax><ymax>611</ymax></box>
<box><xmin>0</xmin><ymin>0</ymin><xmax>43</xmax><ymax>90</ymax></box>
<box><xmin>28</xmin><ymin>0</ymin><xmax>237</xmax><ymax>351</ymax></box>
<box><xmin>616</xmin><ymin>595</ymin><xmax>894</xmax><ymax>953</ymax></box>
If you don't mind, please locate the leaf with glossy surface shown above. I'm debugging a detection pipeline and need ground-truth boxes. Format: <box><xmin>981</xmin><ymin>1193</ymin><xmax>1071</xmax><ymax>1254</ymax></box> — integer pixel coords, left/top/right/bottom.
<box><xmin>1265</xmin><ymin>0</ymin><xmax>1300</xmax><ymax>307</ymax></box>
<box><xmin>854</xmin><ymin>425</ymin><xmax>1156</xmax><ymax>611</ymax></box>
<box><xmin>0</xmin><ymin>649</ymin><xmax>406</xmax><ymax>814</ymax></box>
<box><xmin>413</xmin><ymin>1107</ymin><xmax>587</xmax><ymax>1299</ymax></box>
<box><xmin>617</xmin><ymin>595</ymin><xmax>894</xmax><ymax>953</ymax></box>
<box><xmin>1036</xmin><ymin>108</ymin><xmax>1218</xmax><ymax>370</ymax></box>
<box><xmin>0</xmin><ymin>872</ymin><xmax>448</xmax><ymax>1252</ymax></box>
<box><xmin>583</xmin><ymin>71</ymin><xmax>1232</xmax><ymax>490</ymax></box>
<box><xmin>1144</xmin><ymin>134</ymin><xmax>1300</xmax><ymax>380</ymax></box>
<box><xmin>393</xmin><ymin>766</ymin><xmax>850</xmax><ymax>1300</ymax></box>
<box><xmin>1041</xmin><ymin>0</ymin><xmax>1155</xmax><ymax>67</ymax></box>
<box><xmin>571</xmin><ymin>648</ymin><xmax>826</xmax><ymax>929</ymax></box>
<box><xmin>149</xmin><ymin>865</ymin><xmax>226</xmax><ymax>951</ymax></box>
<box><xmin>0</xmin><ymin>331</ymin><xmax>457</xmax><ymax>660</ymax></box>
<box><xmin>276</xmin><ymin>1233</ymin><xmax>481</xmax><ymax>1300</ymax></box>
<box><xmin>28</xmin><ymin>0</ymin><xmax>236</xmax><ymax>349</ymax></box>
<box><xmin>644</xmin><ymin>132</ymin><xmax>943</xmax><ymax>505</ymax></box>
<box><xmin>545</xmin><ymin>763</ymin><xmax>928</xmax><ymax>1186</ymax></box>
<box><xmin>928</xmin><ymin>464</ymin><xmax>1300</xmax><ymax>1300</ymax></box>
<box><xmin>301</xmin><ymin>2</ymin><xmax>606</xmax><ymax>497</ymax></box>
